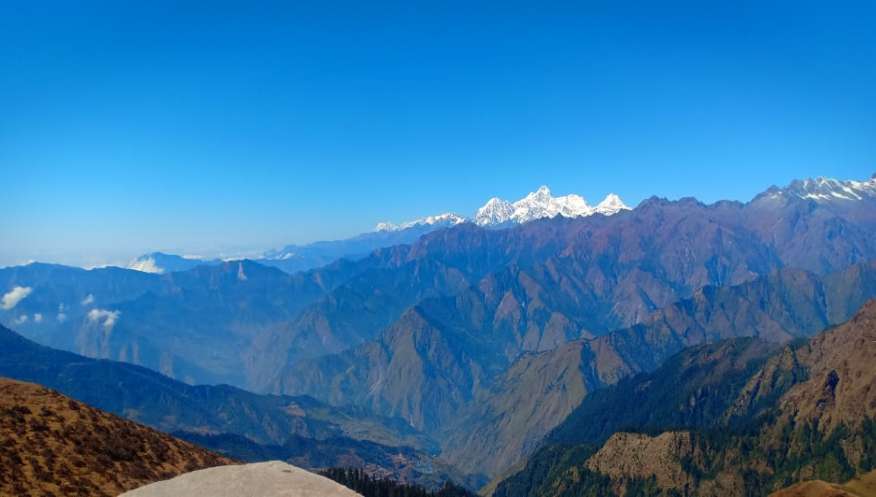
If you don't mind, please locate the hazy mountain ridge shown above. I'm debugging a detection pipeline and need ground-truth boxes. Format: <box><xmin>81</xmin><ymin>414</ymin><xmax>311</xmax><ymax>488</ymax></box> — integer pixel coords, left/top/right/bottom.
<box><xmin>0</xmin><ymin>258</ymin><xmax>377</xmax><ymax>386</ymax></box>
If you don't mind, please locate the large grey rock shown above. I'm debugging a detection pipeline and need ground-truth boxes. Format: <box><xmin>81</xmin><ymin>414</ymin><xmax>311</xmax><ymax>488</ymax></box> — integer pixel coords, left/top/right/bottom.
<box><xmin>120</xmin><ymin>461</ymin><xmax>362</xmax><ymax>497</ymax></box>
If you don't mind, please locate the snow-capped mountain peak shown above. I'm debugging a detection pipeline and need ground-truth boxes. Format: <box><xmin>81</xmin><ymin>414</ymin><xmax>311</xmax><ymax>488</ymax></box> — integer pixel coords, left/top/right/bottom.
<box><xmin>791</xmin><ymin>175</ymin><xmax>876</xmax><ymax>201</ymax></box>
<box><xmin>475</xmin><ymin>186</ymin><xmax>629</xmax><ymax>226</ymax></box>
<box><xmin>527</xmin><ymin>185</ymin><xmax>553</xmax><ymax>201</ymax></box>
<box><xmin>379</xmin><ymin>186</ymin><xmax>629</xmax><ymax>231</ymax></box>
<box><xmin>595</xmin><ymin>193</ymin><xmax>630</xmax><ymax>215</ymax></box>
<box><xmin>756</xmin><ymin>174</ymin><xmax>876</xmax><ymax>204</ymax></box>
<box><xmin>475</xmin><ymin>197</ymin><xmax>515</xmax><ymax>226</ymax></box>
<box><xmin>375</xmin><ymin>212</ymin><xmax>466</xmax><ymax>232</ymax></box>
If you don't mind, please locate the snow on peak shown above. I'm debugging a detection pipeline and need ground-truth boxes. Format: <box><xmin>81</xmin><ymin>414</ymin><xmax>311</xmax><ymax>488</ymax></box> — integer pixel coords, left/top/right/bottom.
<box><xmin>509</xmin><ymin>186</ymin><xmax>591</xmax><ymax>223</ymax></box>
<box><xmin>474</xmin><ymin>197</ymin><xmax>514</xmax><ymax>226</ymax></box>
<box><xmin>375</xmin><ymin>212</ymin><xmax>467</xmax><ymax>232</ymax></box>
<box><xmin>595</xmin><ymin>193</ymin><xmax>630</xmax><ymax>215</ymax></box>
<box><xmin>760</xmin><ymin>175</ymin><xmax>876</xmax><ymax>203</ymax></box>
<box><xmin>475</xmin><ymin>186</ymin><xmax>628</xmax><ymax>226</ymax></box>
<box><xmin>378</xmin><ymin>186</ymin><xmax>629</xmax><ymax>231</ymax></box>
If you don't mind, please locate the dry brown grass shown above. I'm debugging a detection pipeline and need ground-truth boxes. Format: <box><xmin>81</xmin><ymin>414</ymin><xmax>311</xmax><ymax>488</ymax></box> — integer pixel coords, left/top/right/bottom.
<box><xmin>0</xmin><ymin>377</ymin><xmax>233</xmax><ymax>497</ymax></box>
<box><xmin>770</xmin><ymin>470</ymin><xmax>876</xmax><ymax>497</ymax></box>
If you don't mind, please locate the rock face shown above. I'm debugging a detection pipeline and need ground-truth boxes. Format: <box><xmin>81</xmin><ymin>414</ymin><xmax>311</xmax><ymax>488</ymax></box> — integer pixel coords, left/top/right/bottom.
<box><xmin>586</xmin><ymin>432</ymin><xmax>695</xmax><ymax>491</ymax></box>
<box><xmin>0</xmin><ymin>378</ymin><xmax>230</xmax><ymax>497</ymax></box>
<box><xmin>120</xmin><ymin>461</ymin><xmax>363</xmax><ymax>497</ymax></box>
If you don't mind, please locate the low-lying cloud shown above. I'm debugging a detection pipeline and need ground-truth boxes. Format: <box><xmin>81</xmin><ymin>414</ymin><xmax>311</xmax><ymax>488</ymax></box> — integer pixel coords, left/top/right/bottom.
<box><xmin>87</xmin><ymin>308</ymin><xmax>120</xmax><ymax>331</ymax></box>
<box><xmin>129</xmin><ymin>257</ymin><xmax>164</xmax><ymax>274</ymax></box>
<box><xmin>2</xmin><ymin>286</ymin><xmax>32</xmax><ymax>310</ymax></box>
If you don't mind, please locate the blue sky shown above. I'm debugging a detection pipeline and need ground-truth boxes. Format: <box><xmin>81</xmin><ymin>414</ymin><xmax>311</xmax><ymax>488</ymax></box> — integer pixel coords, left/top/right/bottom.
<box><xmin>2</xmin><ymin>1</ymin><xmax>875</xmax><ymax>266</ymax></box>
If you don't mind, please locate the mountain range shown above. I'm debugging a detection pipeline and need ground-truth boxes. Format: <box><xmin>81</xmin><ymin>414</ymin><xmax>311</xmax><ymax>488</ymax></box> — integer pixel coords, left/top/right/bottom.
<box><xmin>123</xmin><ymin>186</ymin><xmax>631</xmax><ymax>275</ymax></box>
<box><xmin>122</xmin><ymin>175</ymin><xmax>876</xmax><ymax>277</ymax></box>
<box><xmin>280</xmin><ymin>261</ymin><xmax>876</xmax><ymax>481</ymax></box>
<box><xmin>3</xmin><ymin>173</ymin><xmax>876</xmax><ymax>494</ymax></box>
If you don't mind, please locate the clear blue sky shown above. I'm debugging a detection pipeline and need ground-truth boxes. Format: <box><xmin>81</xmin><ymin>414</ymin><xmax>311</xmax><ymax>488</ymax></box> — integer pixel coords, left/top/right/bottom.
<box><xmin>2</xmin><ymin>1</ymin><xmax>875</xmax><ymax>266</ymax></box>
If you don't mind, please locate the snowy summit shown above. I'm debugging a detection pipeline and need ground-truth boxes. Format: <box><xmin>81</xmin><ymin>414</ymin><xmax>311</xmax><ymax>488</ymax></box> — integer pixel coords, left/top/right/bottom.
<box><xmin>377</xmin><ymin>185</ymin><xmax>630</xmax><ymax>232</ymax></box>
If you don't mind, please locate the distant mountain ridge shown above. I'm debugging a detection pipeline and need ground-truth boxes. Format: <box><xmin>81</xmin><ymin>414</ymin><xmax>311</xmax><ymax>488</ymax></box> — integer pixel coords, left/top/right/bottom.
<box><xmin>122</xmin><ymin>186</ymin><xmax>629</xmax><ymax>275</ymax></box>
<box><xmin>121</xmin><ymin>175</ymin><xmax>874</xmax><ymax>276</ymax></box>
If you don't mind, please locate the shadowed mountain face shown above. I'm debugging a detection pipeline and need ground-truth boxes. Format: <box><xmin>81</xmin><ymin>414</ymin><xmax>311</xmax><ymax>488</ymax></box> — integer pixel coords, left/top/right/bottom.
<box><xmin>0</xmin><ymin>378</ymin><xmax>231</xmax><ymax>497</ymax></box>
<box><xmin>0</xmin><ymin>324</ymin><xmax>448</xmax><ymax>483</ymax></box>
<box><xmin>278</xmin><ymin>261</ymin><xmax>876</xmax><ymax>479</ymax></box>
<box><xmin>493</xmin><ymin>300</ymin><xmax>876</xmax><ymax>497</ymax></box>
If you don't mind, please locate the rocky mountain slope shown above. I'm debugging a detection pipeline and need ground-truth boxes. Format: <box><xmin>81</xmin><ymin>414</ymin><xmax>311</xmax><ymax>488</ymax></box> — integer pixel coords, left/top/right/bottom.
<box><xmin>493</xmin><ymin>299</ymin><xmax>876</xmax><ymax>497</ymax></box>
<box><xmin>0</xmin><ymin>378</ymin><xmax>231</xmax><ymax>497</ymax></box>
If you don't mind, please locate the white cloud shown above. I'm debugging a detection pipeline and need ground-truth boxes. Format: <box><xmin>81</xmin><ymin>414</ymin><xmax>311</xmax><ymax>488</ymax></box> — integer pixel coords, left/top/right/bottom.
<box><xmin>56</xmin><ymin>303</ymin><xmax>67</xmax><ymax>322</ymax></box>
<box><xmin>2</xmin><ymin>286</ymin><xmax>32</xmax><ymax>310</ymax></box>
<box><xmin>33</xmin><ymin>313</ymin><xmax>43</xmax><ymax>323</ymax></box>
<box><xmin>87</xmin><ymin>308</ymin><xmax>120</xmax><ymax>331</ymax></box>
<box><xmin>13</xmin><ymin>314</ymin><xmax>28</xmax><ymax>325</ymax></box>
<box><xmin>81</xmin><ymin>294</ymin><xmax>95</xmax><ymax>306</ymax></box>
<box><xmin>129</xmin><ymin>257</ymin><xmax>164</xmax><ymax>274</ymax></box>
